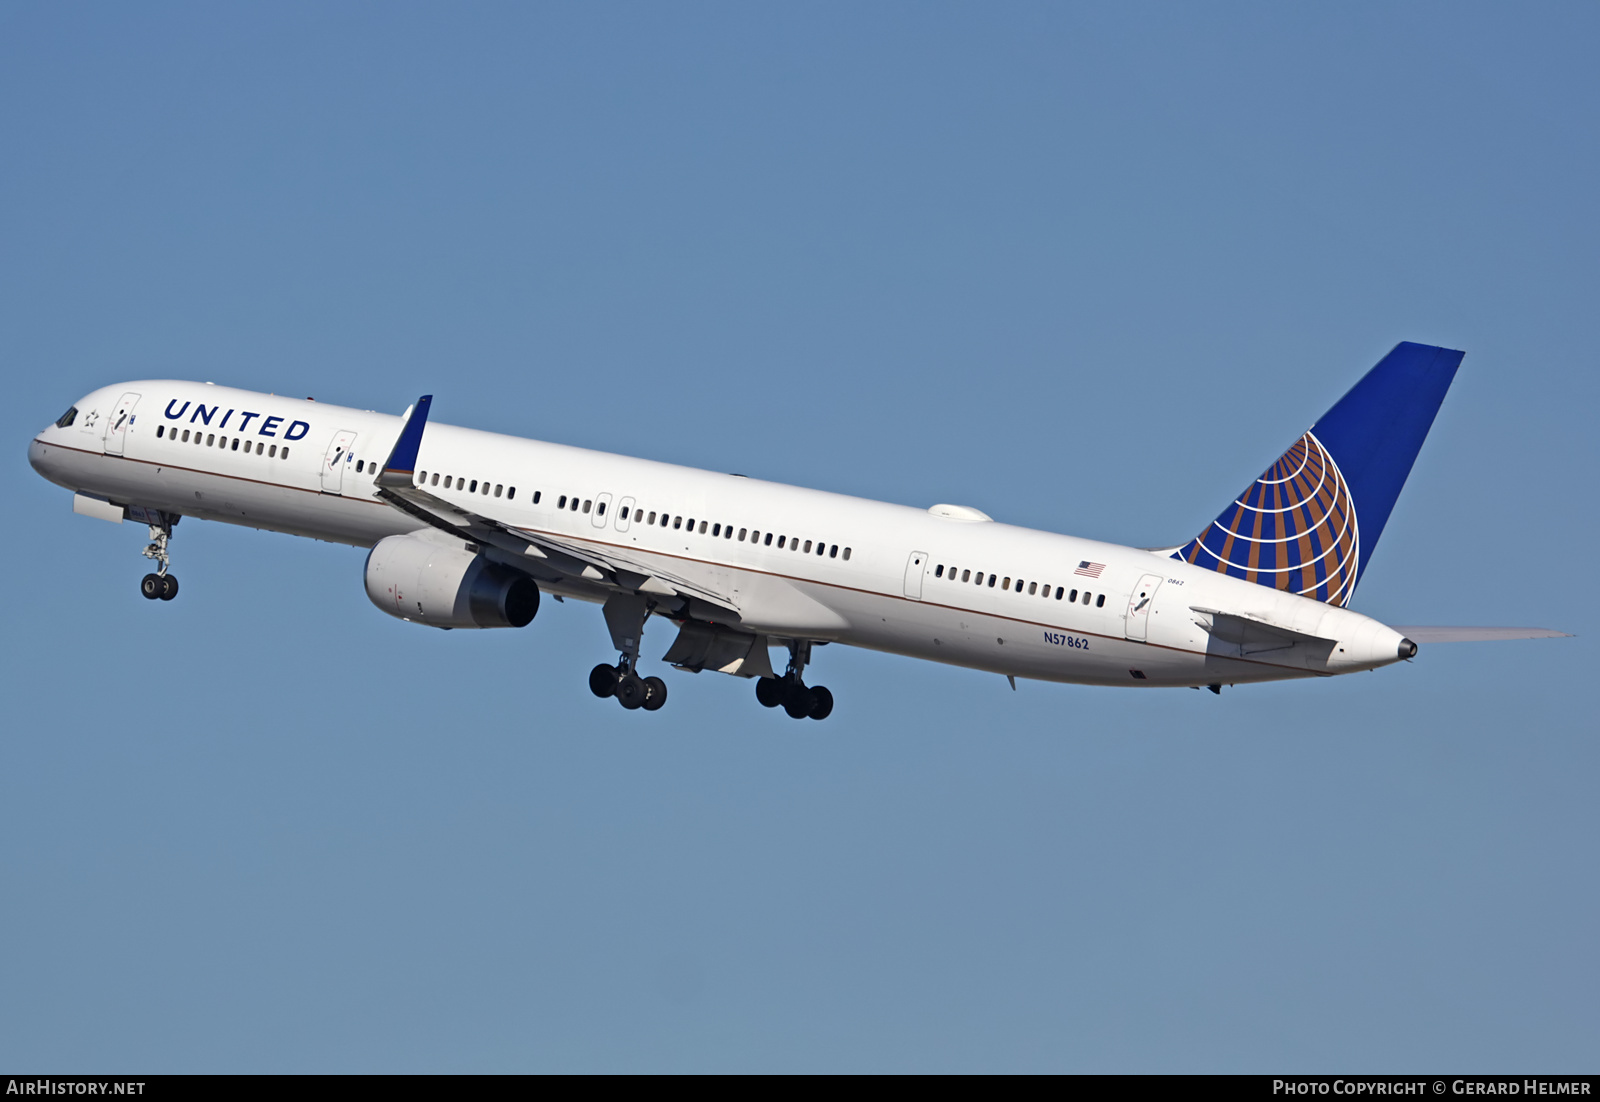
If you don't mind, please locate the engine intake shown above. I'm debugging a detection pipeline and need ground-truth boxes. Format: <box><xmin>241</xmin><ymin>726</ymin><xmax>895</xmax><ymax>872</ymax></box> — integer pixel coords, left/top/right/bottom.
<box><xmin>365</xmin><ymin>531</ymin><xmax>539</xmax><ymax>629</ymax></box>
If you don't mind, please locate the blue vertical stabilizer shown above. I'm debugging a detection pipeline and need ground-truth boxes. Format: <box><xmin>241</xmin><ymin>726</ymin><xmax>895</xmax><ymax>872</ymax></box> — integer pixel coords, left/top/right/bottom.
<box><xmin>1174</xmin><ymin>342</ymin><xmax>1463</xmax><ymax>605</ymax></box>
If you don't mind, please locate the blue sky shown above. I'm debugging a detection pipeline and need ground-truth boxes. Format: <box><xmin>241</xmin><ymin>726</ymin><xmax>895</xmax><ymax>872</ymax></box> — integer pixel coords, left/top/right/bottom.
<box><xmin>2</xmin><ymin>2</ymin><xmax>1595</xmax><ymax>1072</ymax></box>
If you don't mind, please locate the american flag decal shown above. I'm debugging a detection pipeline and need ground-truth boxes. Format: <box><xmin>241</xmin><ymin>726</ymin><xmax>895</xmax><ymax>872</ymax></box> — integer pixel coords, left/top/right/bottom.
<box><xmin>1074</xmin><ymin>561</ymin><xmax>1105</xmax><ymax>579</ymax></box>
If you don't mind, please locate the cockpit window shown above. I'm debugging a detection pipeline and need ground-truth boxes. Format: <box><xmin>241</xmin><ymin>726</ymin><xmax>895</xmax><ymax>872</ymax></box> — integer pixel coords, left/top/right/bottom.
<box><xmin>55</xmin><ymin>406</ymin><xmax>78</xmax><ymax>429</ymax></box>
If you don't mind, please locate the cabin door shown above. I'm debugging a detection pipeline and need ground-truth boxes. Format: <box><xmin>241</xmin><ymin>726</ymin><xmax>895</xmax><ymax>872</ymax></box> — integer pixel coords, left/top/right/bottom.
<box><xmin>321</xmin><ymin>430</ymin><xmax>358</xmax><ymax>493</ymax></box>
<box><xmin>103</xmin><ymin>392</ymin><xmax>141</xmax><ymax>455</ymax></box>
<box><xmin>1124</xmin><ymin>573</ymin><xmax>1165</xmax><ymax>642</ymax></box>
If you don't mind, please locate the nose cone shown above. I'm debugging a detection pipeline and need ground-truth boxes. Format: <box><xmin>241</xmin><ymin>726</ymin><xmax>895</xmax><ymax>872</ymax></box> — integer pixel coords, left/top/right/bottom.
<box><xmin>29</xmin><ymin>434</ymin><xmax>71</xmax><ymax>489</ymax></box>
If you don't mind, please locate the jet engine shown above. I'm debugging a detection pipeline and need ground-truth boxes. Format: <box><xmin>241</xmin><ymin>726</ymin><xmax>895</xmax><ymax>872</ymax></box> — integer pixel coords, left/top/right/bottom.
<box><xmin>365</xmin><ymin>530</ymin><xmax>540</xmax><ymax>629</ymax></box>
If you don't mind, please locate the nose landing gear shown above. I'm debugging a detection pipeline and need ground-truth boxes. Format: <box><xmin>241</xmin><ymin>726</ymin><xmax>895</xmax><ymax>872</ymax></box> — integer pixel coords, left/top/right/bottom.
<box><xmin>138</xmin><ymin>512</ymin><xmax>180</xmax><ymax>601</ymax></box>
<box><xmin>755</xmin><ymin>640</ymin><xmax>833</xmax><ymax>721</ymax></box>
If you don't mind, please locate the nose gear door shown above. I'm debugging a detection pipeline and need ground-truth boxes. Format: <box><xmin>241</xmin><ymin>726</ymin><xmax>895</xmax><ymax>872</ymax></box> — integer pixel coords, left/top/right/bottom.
<box><xmin>321</xmin><ymin>430</ymin><xmax>358</xmax><ymax>493</ymax></box>
<box><xmin>103</xmin><ymin>392</ymin><xmax>141</xmax><ymax>455</ymax></box>
<box><xmin>903</xmin><ymin>551</ymin><xmax>928</xmax><ymax>600</ymax></box>
<box><xmin>1124</xmin><ymin>573</ymin><xmax>1165</xmax><ymax>642</ymax></box>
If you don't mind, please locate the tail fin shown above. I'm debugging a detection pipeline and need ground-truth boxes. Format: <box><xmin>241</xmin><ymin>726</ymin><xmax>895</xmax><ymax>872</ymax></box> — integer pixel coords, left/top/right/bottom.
<box><xmin>1174</xmin><ymin>341</ymin><xmax>1464</xmax><ymax>606</ymax></box>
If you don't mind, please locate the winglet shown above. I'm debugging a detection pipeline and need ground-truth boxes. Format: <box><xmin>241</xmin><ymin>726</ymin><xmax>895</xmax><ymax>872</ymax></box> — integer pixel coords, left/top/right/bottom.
<box><xmin>377</xmin><ymin>395</ymin><xmax>432</xmax><ymax>489</ymax></box>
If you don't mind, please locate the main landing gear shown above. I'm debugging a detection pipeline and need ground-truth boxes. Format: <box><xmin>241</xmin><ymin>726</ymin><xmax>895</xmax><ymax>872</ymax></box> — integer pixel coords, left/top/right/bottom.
<box><xmin>138</xmin><ymin>513</ymin><xmax>180</xmax><ymax>601</ymax></box>
<box><xmin>755</xmin><ymin>640</ymin><xmax>834</xmax><ymax>721</ymax></box>
<box><xmin>590</xmin><ymin>662</ymin><xmax>667</xmax><ymax>712</ymax></box>
<box><xmin>590</xmin><ymin>593</ymin><xmax>667</xmax><ymax>712</ymax></box>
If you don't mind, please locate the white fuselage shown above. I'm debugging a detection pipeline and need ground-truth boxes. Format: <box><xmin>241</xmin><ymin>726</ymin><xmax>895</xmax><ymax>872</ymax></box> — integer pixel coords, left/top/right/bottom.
<box><xmin>29</xmin><ymin>380</ymin><xmax>1412</xmax><ymax>688</ymax></box>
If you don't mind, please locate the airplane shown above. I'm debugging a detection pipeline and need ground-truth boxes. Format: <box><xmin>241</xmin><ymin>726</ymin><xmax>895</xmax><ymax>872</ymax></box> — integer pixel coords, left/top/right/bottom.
<box><xmin>27</xmin><ymin>341</ymin><xmax>1568</xmax><ymax>719</ymax></box>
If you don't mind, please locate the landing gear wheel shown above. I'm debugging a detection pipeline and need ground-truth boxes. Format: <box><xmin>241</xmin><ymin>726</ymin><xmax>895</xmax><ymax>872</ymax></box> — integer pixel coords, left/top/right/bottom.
<box><xmin>159</xmin><ymin>574</ymin><xmax>179</xmax><ymax>600</ymax></box>
<box><xmin>589</xmin><ymin>663</ymin><xmax>619</xmax><ymax>699</ymax></box>
<box><xmin>140</xmin><ymin>574</ymin><xmax>164</xmax><ymax>600</ymax></box>
<box><xmin>783</xmin><ymin>685</ymin><xmax>816</xmax><ymax>720</ymax></box>
<box><xmin>642</xmin><ymin>676</ymin><xmax>668</xmax><ymax>712</ymax></box>
<box><xmin>807</xmin><ymin>685</ymin><xmax>833</xmax><ymax>721</ymax></box>
<box><xmin>615</xmin><ymin>672</ymin><xmax>647</xmax><ymax>710</ymax></box>
<box><xmin>756</xmin><ymin>677</ymin><xmax>785</xmax><ymax>708</ymax></box>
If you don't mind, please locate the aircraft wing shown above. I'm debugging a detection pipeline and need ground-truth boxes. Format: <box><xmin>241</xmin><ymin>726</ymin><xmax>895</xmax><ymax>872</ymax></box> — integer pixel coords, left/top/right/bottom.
<box><xmin>1389</xmin><ymin>626</ymin><xmax>1573</xmax><ymax>642</ymax></box>
<box><xmin>373</xmin><ymin>397</ymin><xmax>737</xmax><ymax>612</ymax></box>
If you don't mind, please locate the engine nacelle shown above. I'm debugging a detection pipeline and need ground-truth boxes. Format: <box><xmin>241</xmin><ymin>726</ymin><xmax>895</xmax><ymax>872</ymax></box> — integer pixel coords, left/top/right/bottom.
<box><xmin>365</xmin><ymin>531</ymin><xmax>540</xmax><ymax>629</ymax></box>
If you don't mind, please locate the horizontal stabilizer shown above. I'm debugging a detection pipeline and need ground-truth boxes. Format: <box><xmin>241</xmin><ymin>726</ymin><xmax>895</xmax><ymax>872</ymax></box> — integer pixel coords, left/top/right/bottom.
<box><xmin>1391</xmin><ymin>626</ymin><xmax>1573</xmax><ymax>643</ymax></box>
<box><xmin>1190</xmin><ymin>605</ymin><xmax>1337</xmax><ymax>656</ymax></box>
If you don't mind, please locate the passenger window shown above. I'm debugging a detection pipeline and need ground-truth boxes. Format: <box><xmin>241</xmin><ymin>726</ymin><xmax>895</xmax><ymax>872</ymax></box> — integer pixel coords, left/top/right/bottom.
<box><xmin>232</xmin><ymin>439</ymin><xmax>240</xmax><ymax>452</ymax></box>
<box><xmin>726</xmin><ymin>526</ymin><xmax>733</xmax><ymax>540</ymax></box>
<box><xmin>268</xmin><ymin>445</ymin><xmax>277</xmax><ymax>457</ymax></box>
<box><xmin>1028</xmin><ymin>582</ymin><xmax>1037</xmax><ymax>595</ymax></box>
<box><xmin>507</xmin><ymin>487</ymin><xmax>516</xmax><ymax>500</ymax></box>
<box><xmin>156</xmin><ymin>425</ymin><xmax>165</xmax><ymax>438</ymax></box>
<box><xmin>960</xmin><ymin>569</ymin><xmax>970</xmax><ymax>582</ymax></box>
<box><xmin>698</xmin><ymin>521</ymin><xmax>707</xmax><ymax>534</ymax></box>
<box><xmin>712</xmin><ymin>523</ymin><xmax>720</xmax><ymax>537</ymax></box>
<box><xmin>988</xmin><ymin>574</ymin><xmax>997</xmax><ymax>587</ymax></box>
<box><xmin>494</xmin><ymin>484</ymin><xmax>503</xmax><ymax>497</ymax></box>
<box><xmin>739</xmin><ymin>528</ymin><xmax>747</xmax><ymax>541</ymax></box>
<box><xmin>1003</xmin><ymin>577</ymin><xmax>1011</xmax><ymax>590</ymax></box>
<box><xmin>181</xmin><ymin>429</ymin><xmax>190</xmax><ymax>442</ymax></box>
<box><xmin>466</xmin><ymin>479</ymin><xmax>475</xmax><ymax>492</ymax></box>
<box><xmin>843</xmin><ymin>547</ymin><xmax>851</xmax><ymax>561</ymax></box>
<box><xmin>282</xmin><ymin>448</ymin><xmax>290</xmax><ymax>459</ymax></box>
<box><xmin>764</xmin><ymin>533</ymin><xmax>773</xmax><ymax>546</ymax></box>
<box><xmin>816</xmin><ymin>542</ymin><xmax>824</xmax><ymax>556</ymax></box>
<box><xmin>256</xmin><ymin>442</ymin><xmax>264</xmax><ymax>454</ymax></box>
<box><xmin>530</xmin><ymin>490</ymin><xmax>538</xmax><ymax>503</ymax></box>
<box><xmin>1096</xmin><ymin>594</ymin><xmax>1105</xmax><ymax>608</ymax></box>
<box><xmin>647</xmin><ymin>511</ymin><xmax>656</xmax><ymax>524</ymax></box>
<box><xmin>431</xmin><ymin>473</ymin><xmax>439</xmax><ymax>486</ymax></box>
<box><xmin>936</xmin><ymin>565</ymin><xmax>945</xmax><ymax>578</ymax></box>
<box><xmin>356</xmin><ymin>460</ymin><xmax>364</xmax><ymax>473</ymax></box>
<box><xmin>673</xmin><ymin>516</ymin><xmax>682</xmax><ymax>529</ymax></box>
<box><xmin>829</xmin><ymin>545</ymin><xmax>838</xmax><ymax>558</ymax></box>
<box><xmin>1081</xmin><ymin>591</ymin><xmax>1090</xmax><ymax>605</ymax></box>
<box><xmin>777</xmin><ymin>536</ymin><xmax>786</xmax><ymax>549</ymax></box>
<box><xmin>583</xmin><ymin>500</ymin><xmax>591</xmax><ymax>513</ymax></box>
<box><xmin>620</xmin><ymin>506</ymin><xmax>629</xmax><ymax>520</ymax></box>
<box><xmin>596</xmin><ymin>501</ymin><xmax>604</xmax><ymax>514</ymax></box>
<box><xmin>1055</xmin><ymin>586</ymin><xmax>1064</xmax><ymax>600</ymax></box>
<box><xmin>803</xmin><ymin>540</ymin><xmax>812</xmax><ymax>553</ymax></box>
